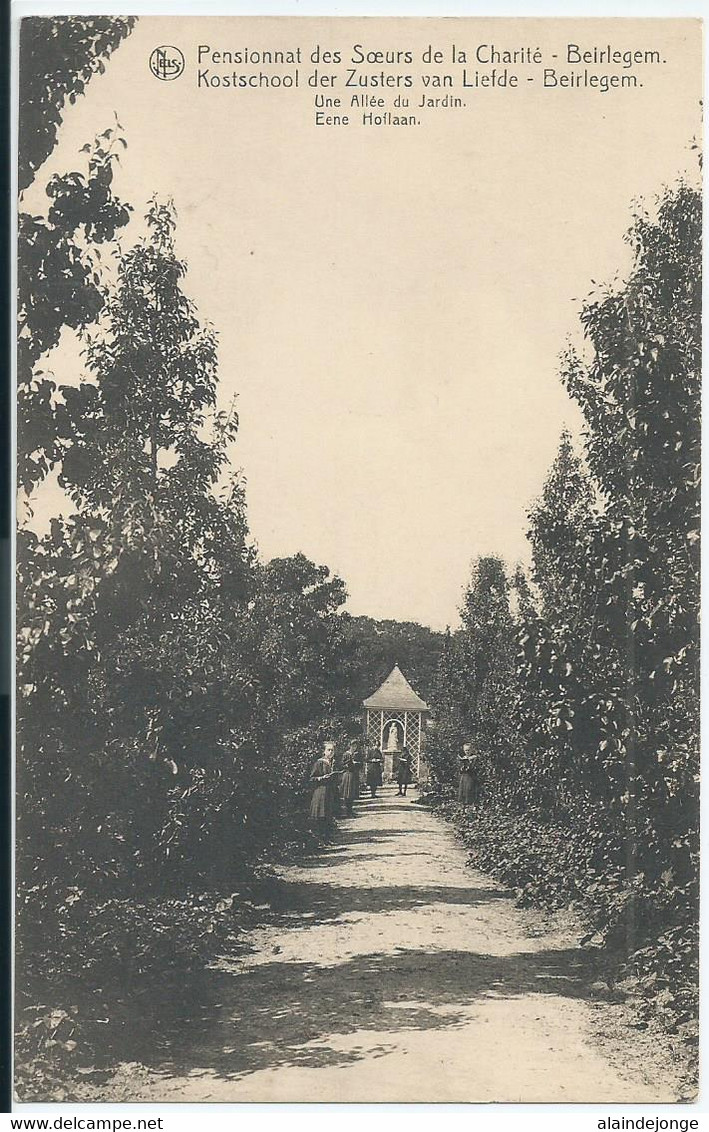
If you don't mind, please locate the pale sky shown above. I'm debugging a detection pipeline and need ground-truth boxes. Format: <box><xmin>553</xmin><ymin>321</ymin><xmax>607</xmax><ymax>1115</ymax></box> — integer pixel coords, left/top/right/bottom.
<box><xmin>22</xmin><ymin>16</ymin><xmax>702</xmax><ymax>628</ymax></box>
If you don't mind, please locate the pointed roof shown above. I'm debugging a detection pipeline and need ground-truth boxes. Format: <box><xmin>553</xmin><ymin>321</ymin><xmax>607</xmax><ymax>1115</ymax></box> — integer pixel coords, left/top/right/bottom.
<box><xmin>363</xmin><ymin>664</ymin><xmax>430</xmax><ymax>712</ymax></box>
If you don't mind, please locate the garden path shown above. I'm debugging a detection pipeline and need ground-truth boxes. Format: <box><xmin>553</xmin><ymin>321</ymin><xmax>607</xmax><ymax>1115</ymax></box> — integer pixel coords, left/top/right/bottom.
<box><xmin>99</xmin><ymin>785</ymin><xmax>682</xmax><ymax>1103</ymax></box>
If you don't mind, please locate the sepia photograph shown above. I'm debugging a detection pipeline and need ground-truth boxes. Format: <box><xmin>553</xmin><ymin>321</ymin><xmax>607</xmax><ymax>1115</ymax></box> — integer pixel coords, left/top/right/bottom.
<box><xmin>14</xmin><ymin>11</ymin><xmax>701</xmax><ymax>1106</ymax></box>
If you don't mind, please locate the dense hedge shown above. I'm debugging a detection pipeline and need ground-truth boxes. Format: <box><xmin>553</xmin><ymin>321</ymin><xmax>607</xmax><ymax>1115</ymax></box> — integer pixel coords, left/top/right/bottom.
<box><xmin>14</xmin><ymin>747</ymin><xmax>334</xmax><ymax>1104</ymax></box>
<box><xmin>435</xmin><ymin>794</ymin><xmax>698</xmax><ymax>1052</ymax></box>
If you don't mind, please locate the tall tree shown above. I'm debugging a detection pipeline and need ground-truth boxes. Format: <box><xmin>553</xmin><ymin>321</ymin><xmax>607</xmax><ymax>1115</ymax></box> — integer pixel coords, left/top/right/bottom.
<box><xmin>458</xmin><ymin>556</ymin><xmax>516</xmax><ymax>755</ymax></box>
<box><xmin>242</xmin><ymin>553</ymin><xmax>348</xmax><ymax>731</ymax></box>
<box><xmin>527</xmin><ymin>430</ymin><xmax>595</xmax><ymax>620</ymax></box>
<box><xmin>517</xmin><ymin>434</ymin><xmax>609</xmax><ymax>792</ymax></box>
<box><xmin>429</xmin><ymin>557</ymin><xmax>516</xmax><ymax>793</ymax></box>
<box><xmin>17</xmin><ymin>201</ymin><xmax>256</xmax><ymax>890</ymax></box>
<box><xmin>561</xmin><ymin>180</ymin><xmax>700</xmax><ymax>888</ymax></box>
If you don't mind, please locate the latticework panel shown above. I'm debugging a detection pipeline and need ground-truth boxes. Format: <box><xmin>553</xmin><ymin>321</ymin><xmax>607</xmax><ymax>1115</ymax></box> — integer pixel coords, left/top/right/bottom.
<box><xmin>366</xmin><ymin>711</ymin><xmax>381</xmax><ymax>749</ymax></box>
<box><xmin>403</xmin><ymin>712</ymin><xmax>422</xmax><ymax>758</ymax></box>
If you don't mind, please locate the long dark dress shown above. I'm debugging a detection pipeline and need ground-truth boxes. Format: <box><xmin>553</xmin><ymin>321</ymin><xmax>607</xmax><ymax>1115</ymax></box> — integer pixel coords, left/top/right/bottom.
<box><xmin>309</xmin><ymin>757</ymin><xmax>334</xmax><ymax>822</ymax></box>
<box><xmin>340</xmin><ymin>756</ymin><xmax>360</xmax><ymax>813</ymax></box>
<box><xmin>366</xmin><ymin>756</ymin><xmax>383</xmax><ymax>788</ymax></box>
<box><xmin>457</xmin><ymin>756</ymin><xmax>480</xmax><ymax>805</ymax></box>
<box><xmin>396</xmin><ymin>754</ymin><xmax>412</xmax><ymax>786</ymax></box>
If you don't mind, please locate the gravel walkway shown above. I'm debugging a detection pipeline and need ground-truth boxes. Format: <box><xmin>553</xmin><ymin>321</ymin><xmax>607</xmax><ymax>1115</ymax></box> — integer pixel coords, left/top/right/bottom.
<box><xmin>98</xmin><ymin>785</ymin><xmax>683</xmax><ymax>1103</ymax></box>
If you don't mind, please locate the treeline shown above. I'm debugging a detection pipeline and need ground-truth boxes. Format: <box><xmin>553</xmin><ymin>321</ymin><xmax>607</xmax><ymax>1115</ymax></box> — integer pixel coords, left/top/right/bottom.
<box><xmin>18</xmin><ymin>168</ymin><xmax>440</xmax><ymax>932</ymax></box>
<box><xmin>342</xmin><ymin>616</ymin><xmax>443</xmax><ymax>705</ymax></box>
<box><xmin>428</xmin><ymin>178</ymin><xmax>700</xmax><ymax>1044</ymax></box>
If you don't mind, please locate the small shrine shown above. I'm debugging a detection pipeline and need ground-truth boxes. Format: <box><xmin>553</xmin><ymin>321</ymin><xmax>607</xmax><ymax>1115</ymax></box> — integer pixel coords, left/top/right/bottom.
<box><xmin>363</xmin><ymin>664</ymin><xmax>430</xmax><ymax>782</ymax></box>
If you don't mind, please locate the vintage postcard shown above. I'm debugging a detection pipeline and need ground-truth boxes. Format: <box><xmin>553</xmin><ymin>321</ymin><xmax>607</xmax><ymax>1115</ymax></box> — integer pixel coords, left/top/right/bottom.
<box><xmin>15</xmin><ymin>13</ymin><xmax>701</xmax><ymax>1105</ymax></box>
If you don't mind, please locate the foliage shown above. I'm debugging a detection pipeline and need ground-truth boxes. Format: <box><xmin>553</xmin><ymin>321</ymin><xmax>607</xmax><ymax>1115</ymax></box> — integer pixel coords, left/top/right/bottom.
<box><xmin>14</xmin><ymin>884</ymin><xmax>252</xmax><ymax>1103</ymax></box>
<box><xmin>19</xmin><ymin>202</ymin><xmax>248</xmax><ymax>893</ymax></box>
<box><xmin>338</xmin><ymin>614</ymin><xmax>444</xmax><ymax>708</ymax></box>
<box><xmin>15</xmin><ymin>1005</ymin><xmax>83</xmax><ymax>1104</ymax></box>
<box><xmin>241</xmin><ymin>553</ymin><xmax>349</xmax><ymax>731</ymax></box>
<box><xmin>432</xmin><ymin>179</ymin><xmax>700</xmax><ymax>1040</ymax></box>
<box><xmin>427</xmin><ymin>556</ymin><xmax>516</xmax><ymax>791</ymax></box>
<box><xmin>18</xmin><ymin>16</ymin><xmax>135</xmax><ymax>493</ymax></box>
<box><xmin>17</xmin><ymin>202</ymin><xmax>350</xmax><ymax>1030</ymax></box>
<box><xmin>18</xmin><ymin>127</ymin><xmax>133</xmax><ymax>493</ymax></box>
<box><xmin>19</xmin><ymin>16</ymin><xmax>135</xmax><ymax>192</ymax></box>
<box><xmin>443</xmin><ymin>798</ymin><xmax>698</xmax><ymax>1049</ymax></box>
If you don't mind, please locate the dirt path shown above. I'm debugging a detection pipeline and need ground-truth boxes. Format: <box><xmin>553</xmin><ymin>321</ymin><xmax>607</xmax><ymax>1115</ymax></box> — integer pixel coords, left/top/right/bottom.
<box><xmin>101</xmin><ymin>786</ymin><xmax>683</xmax><ymax>1103</ymax></box>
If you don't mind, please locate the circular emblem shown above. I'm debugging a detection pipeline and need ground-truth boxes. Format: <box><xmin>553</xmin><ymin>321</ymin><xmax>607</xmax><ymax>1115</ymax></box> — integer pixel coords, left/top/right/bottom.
<box><xmin>149</xmin><ymin>46</ymin><xmax>185</xmax><ymax>81</ymax></box>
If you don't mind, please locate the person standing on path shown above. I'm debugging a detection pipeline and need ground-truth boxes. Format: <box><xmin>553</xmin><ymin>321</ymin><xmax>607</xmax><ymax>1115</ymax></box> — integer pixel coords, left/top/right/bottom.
<box><xmin>365</xmin><ymin>747</ymin><xmax>383</xmax><ymax>798</ymax></box>
<box><xmin>327</xmin><ymin>738</ymin><xmax>343</xmax><ymax>817</ymax></box>
<box><xmin>340</xmin><ymin>745</ymin><xmax>361</xmax><ymax>816</ymax></box>
<box><xmin>457</xmin><ymin>740</ymin><xmax>481</xmax><ymax>807</ymax></box>
<box><xmin>309</xmin><ymin>742</ymin><xmax>337</xmax><ymax>829</ymax></box>
<box><xmin>396</xmin><ymin>746</ymin><xmax>412</xmax><ymax>796</ymax></box>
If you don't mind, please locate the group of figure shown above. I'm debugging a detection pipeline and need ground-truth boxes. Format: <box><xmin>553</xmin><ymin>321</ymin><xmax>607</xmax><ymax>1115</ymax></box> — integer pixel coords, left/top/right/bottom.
<box><xmin>309</xmin><ymin>740</ymin><xmax>414</xmax><ymax>828</ymax></box>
